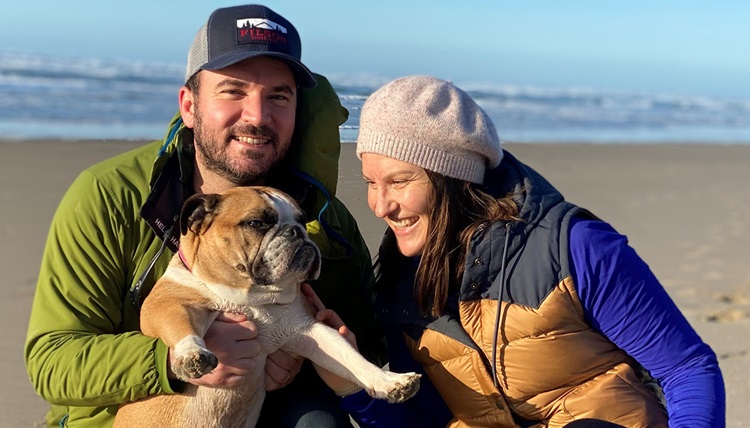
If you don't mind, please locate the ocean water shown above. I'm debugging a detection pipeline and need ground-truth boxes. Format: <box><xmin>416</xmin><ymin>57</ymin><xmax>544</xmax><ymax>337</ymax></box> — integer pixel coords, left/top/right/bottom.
<box><xmin>2</xmin><ymin>51</ymin><xmax>750</xmax><ymax>144</ymax></box>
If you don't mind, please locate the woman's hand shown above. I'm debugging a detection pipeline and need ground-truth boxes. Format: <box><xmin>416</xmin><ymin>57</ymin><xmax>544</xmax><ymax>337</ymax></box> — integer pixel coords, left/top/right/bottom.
<box><xmin>301</xmin><ymin>283</ymin><xmax>363</xmax><ymax>395</ymax></box>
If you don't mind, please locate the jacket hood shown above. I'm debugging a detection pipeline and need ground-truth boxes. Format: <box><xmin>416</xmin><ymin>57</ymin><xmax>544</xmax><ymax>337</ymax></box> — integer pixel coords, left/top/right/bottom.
<box><xmin>482</xmin><ymin>149</ymin><xmax>566</xmax><ymax>234</ymax></box>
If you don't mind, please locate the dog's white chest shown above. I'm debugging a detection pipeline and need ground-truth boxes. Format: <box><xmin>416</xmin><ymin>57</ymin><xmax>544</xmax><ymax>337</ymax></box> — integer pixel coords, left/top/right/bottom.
<box><xmin>211</xmin><ymin>289</ymin><xmax>314</xmax><ymax>353</ymax></box>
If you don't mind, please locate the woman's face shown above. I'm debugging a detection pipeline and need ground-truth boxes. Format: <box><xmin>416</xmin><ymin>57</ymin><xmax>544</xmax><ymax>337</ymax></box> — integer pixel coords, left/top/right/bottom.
<box><xmin>361</xmin><ymin>153</ymin><xmax>433</xmax><ymax>257</ymax></box>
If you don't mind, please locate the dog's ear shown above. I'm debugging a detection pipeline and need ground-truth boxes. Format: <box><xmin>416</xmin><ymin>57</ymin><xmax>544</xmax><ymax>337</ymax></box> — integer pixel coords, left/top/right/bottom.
<box><xmin>179</xmin><ymin>193</ymin><xmax>222</xmax><ymax>236</ymax></box>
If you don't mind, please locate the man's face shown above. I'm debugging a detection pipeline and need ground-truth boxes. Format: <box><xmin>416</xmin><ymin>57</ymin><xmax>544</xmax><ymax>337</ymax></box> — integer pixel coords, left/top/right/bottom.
<box><xmin>180</xmin><ymin>56</ymin><xmax>297</xmax><ymax>186</ymax></box>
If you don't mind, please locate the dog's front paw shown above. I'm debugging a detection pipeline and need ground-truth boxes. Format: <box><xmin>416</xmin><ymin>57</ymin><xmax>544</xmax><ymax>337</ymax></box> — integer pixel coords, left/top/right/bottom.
<box><xmin>171</xmin><ymin>336</ymin><xmax>219</xmax><ymax>380</ymax></box>
<box><xmin>368</xmin><ymin>372</ymin><xmax>421</xmax><ymax>403</ymax></box>
<box><xmin>173</xmin><ymin>349</ymin><xmax>218</xmax><ymax>380</ymax></box>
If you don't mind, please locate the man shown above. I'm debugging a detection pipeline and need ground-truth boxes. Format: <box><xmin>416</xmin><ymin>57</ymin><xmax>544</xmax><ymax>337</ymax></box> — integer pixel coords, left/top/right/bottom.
<box><xmin>25</xmin><ymin>5</ymin><xmax>383</xmax><ymax>427</ymax></box>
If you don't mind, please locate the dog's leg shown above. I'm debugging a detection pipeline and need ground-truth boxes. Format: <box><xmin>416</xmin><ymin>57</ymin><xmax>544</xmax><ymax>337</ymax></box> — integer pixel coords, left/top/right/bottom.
<box><xmin>140</xmin><ymin>288</ymin><xmax>220</xmax><ymax>381</ymax></box>
<box><xmin>283</xmin><ymin>321</ymin><xmax>420</xmax><ymax>403</ymax></box>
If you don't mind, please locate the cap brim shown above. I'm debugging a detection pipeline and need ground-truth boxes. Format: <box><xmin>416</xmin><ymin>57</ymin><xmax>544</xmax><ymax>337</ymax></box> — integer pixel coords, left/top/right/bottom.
<box><xmin>202</xmin><ymin>51</ymin><xmax>317</xmax><ymax>88</ymax></box>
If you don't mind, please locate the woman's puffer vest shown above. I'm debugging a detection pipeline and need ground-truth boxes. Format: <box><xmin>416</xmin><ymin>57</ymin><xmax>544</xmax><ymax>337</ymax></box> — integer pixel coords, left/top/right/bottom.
<box><xmin>374</xmin><ymin>152</ymin><xmax>667</xmax><ymax>427</ymax></box>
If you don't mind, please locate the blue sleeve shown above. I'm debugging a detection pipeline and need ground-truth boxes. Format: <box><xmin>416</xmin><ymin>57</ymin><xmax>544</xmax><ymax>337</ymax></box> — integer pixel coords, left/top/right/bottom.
<box><xmin>569</xmin><ymin>218</ymin><xmax>725</xmax><ymax>428</ymax></box>
<box><xmin>340</xmin><ymin>328</ymin><xmax>452</xmax><ymax>428</ymax></box>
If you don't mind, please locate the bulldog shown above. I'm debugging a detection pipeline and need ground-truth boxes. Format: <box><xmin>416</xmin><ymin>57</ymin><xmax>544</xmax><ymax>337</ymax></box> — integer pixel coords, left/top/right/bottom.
<box><xmin>114</xmin><ymin>186</ymin><xmax>420</xmax><ymax>428</ymax></box>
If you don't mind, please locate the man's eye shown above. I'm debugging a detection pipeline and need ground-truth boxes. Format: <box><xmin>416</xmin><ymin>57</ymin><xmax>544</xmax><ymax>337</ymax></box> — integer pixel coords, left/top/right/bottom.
<box><xmin>269</xmin><ymin>94</ymin><xmax>292</xmax><ymax>105</ymax></box>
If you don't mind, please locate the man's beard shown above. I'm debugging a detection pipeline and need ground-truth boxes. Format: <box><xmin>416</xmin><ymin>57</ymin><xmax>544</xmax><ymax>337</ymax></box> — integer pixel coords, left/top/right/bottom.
<box><xmin>193</xmin><ymin>107</ymin><xmax>284</xmax><ymax>186</ymax></box>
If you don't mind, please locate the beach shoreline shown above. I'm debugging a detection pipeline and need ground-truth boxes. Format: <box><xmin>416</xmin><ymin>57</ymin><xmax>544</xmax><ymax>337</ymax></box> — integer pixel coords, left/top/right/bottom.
<box><xmin>2</xmin><ymin>139</ymin><xmax>747</xmax><ymax>426</ymax></box>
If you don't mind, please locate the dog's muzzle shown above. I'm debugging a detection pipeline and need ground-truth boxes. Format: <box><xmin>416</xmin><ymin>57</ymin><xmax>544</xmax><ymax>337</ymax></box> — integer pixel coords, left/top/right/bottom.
<box><xmin>252</xmin><ymin>224</ymin><xmax>322</xmax><ymax>285</ymax></box>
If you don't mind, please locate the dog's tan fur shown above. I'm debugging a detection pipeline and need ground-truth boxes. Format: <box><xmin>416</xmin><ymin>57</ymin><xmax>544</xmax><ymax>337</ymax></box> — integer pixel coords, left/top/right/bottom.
<box><xmin>114</xmin><ymin>186</ymin><xmax>419</xmax><ymax>428</ymax></box>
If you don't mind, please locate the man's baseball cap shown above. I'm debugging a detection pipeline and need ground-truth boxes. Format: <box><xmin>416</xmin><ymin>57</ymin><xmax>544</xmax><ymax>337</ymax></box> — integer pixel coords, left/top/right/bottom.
<box><xmin>185</xmin><ymin>4</ymin><xmax>316</xmax><ymax>87</ymax></box>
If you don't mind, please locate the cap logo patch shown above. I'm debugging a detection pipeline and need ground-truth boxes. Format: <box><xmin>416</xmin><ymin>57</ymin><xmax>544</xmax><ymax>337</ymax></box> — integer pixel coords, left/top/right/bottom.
<box><xmin>237</xmin><ymin>18</ymin><xmax>288</xmax><ymax>46</ymax></box>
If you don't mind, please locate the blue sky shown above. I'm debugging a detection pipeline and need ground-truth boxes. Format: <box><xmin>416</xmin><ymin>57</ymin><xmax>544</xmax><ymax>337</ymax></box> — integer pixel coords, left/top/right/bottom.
<box><xmin>2</xmin><ymin>0</ymin><xmax>749</xmax><ymax>98</ymax></box>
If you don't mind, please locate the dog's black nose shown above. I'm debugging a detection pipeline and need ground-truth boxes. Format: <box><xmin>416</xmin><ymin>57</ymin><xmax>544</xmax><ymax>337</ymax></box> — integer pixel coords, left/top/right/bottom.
<box><xmin>281</xmin><ymin>224</ymin><xmax>303</xmax><ymax>238</ymax></box>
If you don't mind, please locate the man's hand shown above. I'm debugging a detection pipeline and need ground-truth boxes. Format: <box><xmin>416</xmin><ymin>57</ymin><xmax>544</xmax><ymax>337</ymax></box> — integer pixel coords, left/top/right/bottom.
<box><xmin>168</xmin><ymin>312</ymin><xmax>262</xmax><ymax>388</ymax></box>
<box><xmin>264</xmin><ymin>349</ymin><xmax>303</xmax><ymax>391</ymax></box>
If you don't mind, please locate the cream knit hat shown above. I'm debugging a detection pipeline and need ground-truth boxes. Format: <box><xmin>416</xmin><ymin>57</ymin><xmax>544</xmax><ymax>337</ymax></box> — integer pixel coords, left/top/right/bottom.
<box><xmin>356</xmin><ymin>75</ymin><xmax>503</xmax><ymax>184</ymax></box>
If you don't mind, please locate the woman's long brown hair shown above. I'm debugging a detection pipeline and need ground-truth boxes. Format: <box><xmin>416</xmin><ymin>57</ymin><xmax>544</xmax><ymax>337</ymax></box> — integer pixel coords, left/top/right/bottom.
<box><xmin>375</xmin><ymin>170</ymin><xmax>520</xmax><ymax>317</ymax></box>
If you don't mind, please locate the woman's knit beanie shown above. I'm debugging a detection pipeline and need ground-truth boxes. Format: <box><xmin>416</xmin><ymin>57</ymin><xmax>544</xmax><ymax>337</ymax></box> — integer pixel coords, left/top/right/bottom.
<box><xmin>356</xmin><ymin>75</ymin><xmax>503</xmax><ymax>184</ymax></box>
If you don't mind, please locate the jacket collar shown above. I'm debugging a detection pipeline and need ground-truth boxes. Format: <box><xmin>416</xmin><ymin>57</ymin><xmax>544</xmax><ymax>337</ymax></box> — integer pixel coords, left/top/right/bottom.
<box><xmin>139</xmin><ymin>117</ymin><xmax>192</xmax><ymax>252</ymax></box>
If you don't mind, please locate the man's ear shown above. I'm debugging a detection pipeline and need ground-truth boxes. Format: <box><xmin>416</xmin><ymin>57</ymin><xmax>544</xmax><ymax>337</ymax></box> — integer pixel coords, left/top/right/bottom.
<box><xmin>179</xmin><ymin>85</ymin><xmax>196</xmax><ymax>128</ymax></box>
<box><xmin>179</xmin><ymin>194</ymin><xmax>221</xmax><ymax>236</ymax></box>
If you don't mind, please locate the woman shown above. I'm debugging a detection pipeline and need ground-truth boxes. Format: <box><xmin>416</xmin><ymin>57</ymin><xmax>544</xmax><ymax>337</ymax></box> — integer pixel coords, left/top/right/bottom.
<box><xmin>314</xmin><ymin>76</ymin><xmax>724</xmax><ymax>427</ymax></box>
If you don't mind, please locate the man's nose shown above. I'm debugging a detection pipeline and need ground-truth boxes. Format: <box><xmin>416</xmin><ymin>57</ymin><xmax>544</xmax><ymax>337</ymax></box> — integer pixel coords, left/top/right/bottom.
<box><xmin>241</xmin><ymin>93</ymin><xmax>270</xmax><ymax>126</ymax></box>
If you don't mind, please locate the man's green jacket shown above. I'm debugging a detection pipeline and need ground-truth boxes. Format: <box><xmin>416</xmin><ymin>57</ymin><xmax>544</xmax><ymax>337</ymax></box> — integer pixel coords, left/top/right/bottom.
<box><xmin>25</xmin><ymin>75</ymin><xmax>383</xmax><ymax>427</ymax></box>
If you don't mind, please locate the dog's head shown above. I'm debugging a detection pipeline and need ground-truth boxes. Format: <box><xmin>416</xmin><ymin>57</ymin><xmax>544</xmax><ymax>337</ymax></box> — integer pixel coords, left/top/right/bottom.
<box><xmin>177</xmin><ymin>186</ymin><xmax>321</xmax><ymax>304</ymax></box>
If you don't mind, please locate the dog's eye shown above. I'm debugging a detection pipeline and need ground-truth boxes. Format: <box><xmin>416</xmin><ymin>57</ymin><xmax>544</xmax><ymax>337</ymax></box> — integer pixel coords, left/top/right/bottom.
<box><xmin>241</xmin><ymin>220</ymin><xmax>265</xmax><ymax>229</ymax></box>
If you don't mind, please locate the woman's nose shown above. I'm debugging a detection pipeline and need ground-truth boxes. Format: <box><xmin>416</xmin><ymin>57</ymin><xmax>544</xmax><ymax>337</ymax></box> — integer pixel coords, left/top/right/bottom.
<box><xmin>370</xmin><ymin>188</ymin><xmax>396</xmax><ymax>218</ymax></box>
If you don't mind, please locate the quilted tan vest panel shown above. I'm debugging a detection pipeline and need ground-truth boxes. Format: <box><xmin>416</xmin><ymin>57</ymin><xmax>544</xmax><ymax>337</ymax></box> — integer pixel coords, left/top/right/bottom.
<box><xmin>408</xmin><ymin>276</ymin><xmax>668</xmax><ymax>427</ymax></box>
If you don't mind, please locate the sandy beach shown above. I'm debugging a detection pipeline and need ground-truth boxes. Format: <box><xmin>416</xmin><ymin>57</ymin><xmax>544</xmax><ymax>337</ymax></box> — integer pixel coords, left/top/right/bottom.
<box><xmin>2</xmin><ymin>139</ymin><xmax>747</xmax><ymax>426</ymax></box>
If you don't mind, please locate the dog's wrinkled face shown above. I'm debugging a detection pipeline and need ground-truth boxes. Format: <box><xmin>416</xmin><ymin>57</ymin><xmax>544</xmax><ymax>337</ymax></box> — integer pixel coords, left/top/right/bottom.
<box><xmin>178</xmin><ymin>186</ymin><xmax>321</xmax><ymax>304</ymax></box>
